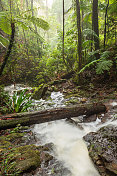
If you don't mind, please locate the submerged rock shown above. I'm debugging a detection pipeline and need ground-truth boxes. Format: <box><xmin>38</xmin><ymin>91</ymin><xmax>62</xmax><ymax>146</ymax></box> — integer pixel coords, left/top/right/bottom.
<box><xmin>84</xmin><ymin>125</ymin><xmax>117</xmax><ymax>176</ymax></box>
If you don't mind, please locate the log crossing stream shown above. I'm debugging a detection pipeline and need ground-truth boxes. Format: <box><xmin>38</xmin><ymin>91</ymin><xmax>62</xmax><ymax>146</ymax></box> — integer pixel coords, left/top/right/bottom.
<box><xmin>4</xmin><ymin>84</ymin><xmax>117</xmax><ymax>176</ymax></box>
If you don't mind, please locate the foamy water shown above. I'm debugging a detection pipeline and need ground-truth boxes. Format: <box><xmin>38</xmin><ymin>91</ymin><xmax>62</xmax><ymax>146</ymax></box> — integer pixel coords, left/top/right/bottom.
<box><xmin>33</xmin><ymin>116</ymin><xmax>117</xmax><ymax>176</ymax></box>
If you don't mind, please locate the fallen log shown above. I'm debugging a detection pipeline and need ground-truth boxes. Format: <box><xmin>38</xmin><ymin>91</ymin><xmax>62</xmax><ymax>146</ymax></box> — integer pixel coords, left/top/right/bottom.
<box><xmin>0</xmin><ymin>103</ymin><xmax>106</xmax><ymax>130</ymax></box>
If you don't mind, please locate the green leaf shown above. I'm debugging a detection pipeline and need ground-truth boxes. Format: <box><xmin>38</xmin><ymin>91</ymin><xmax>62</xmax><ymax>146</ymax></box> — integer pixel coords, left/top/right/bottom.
<box><xmin>0</xmin><ymin>34</ymin><xmax>9</xmax><ymax>47</ymax></box>
<box><xmin>96</xmin><ymin>60</ymin><xmax>113</xmax><ymax>74</ymax></box>
<box><xmin>24</xmin><ymin>15</ymin><xmax>49</xmax><ymax>30</ymax></box>
<box><xmin>83</xmin><ymin>29</ymin><xmax>99</xmax><ymax>39</ymax></box>
<box><xmin>0</xmin><ymin>14</ymin><xmax>11</xmax><ymax>34</ymax></box>
<box><xmin>16</xmin><ymin>20</ymin><xmax>29</xmax><ymax>30</ymax></box>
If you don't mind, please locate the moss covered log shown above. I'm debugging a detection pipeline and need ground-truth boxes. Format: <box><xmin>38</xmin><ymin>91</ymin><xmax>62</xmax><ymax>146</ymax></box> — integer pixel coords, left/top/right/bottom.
<box><xmin>0</xmin><ymin>103</ymin><xmax>106</xmax><ymax>130</ymax></box>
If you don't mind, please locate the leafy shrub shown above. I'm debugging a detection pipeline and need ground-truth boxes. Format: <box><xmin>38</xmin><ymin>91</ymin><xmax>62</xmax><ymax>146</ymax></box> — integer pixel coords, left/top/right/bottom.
<box><xmin>0</xmin><ymin>86</ymin><xmax>12</xmax><ymax>114</ymax></box>
<box><xmin>0</xmin><ymin>87</ymin><xmax>33</xmax><ymax>114</ymax></box>
<box><xmin>11</xmin><ymin>89</ymin><xmax>33</xmax><ymax>113</ymax></box>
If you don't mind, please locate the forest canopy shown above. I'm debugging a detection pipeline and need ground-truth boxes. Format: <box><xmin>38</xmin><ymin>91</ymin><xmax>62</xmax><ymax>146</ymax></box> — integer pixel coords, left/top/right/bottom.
<box><xmin>0</xmin><ymin>0</ymin><xmax>117</xmax><ymax>86</ymax></box>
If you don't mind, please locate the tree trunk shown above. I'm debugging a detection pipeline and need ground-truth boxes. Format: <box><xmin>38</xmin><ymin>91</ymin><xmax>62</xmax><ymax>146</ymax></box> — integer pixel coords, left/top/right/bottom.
<box><xmin>0</xmin><ymin>23</ymin><xmax>15</xmax><ymax>76</ymax></box>
<box><xmin>92</xmin><ymin>0</ymin><xmax>99</xmax><ymax>51</ymax></box>
<box><xmin>62</xmin><ymin>0</ymin><xmax>67</xmax><ymax>67</ymax></box>
<box><xmin>0</xmin><ymin>103</ymin><xmax>106</xmax><ymax>130</ymax></box>
<box><xmin>31</xmin><ymin>0</ymin><xmax>41</xmax><ymax>57</ymax></box>
<box><xmin>104</xmin><ymin>0</ymin><xmax>109</xmax><ymax>49</ymax></box>
<box><xmin>76</xmin><ymin>0</ymin><xmax>82</xmax><ymax>72</ymax></box>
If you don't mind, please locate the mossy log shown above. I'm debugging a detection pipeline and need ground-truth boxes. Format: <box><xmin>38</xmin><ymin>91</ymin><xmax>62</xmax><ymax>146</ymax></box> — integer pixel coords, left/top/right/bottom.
<box><xmin>0</xmin><ymin>103</ymin><xmax>106</xmax><ymax>130</ymax></box>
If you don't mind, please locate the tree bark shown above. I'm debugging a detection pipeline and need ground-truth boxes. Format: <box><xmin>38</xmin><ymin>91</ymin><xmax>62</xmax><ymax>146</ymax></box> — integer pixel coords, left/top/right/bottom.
<box><xmin>0</xmin><ymin>103</ymin><xmax>106</xmax><ymax>130</ymax></box>
<box><xmin>62</xmin><ymin>0</ymin><xmax>67</xmax><ymax>68</ymax></box>
<box><xmin>92</xmin><ymin>0</ymin><xmax>99</xmax><ymax>51</ymax></box>
<box><xmin>104</xmin><ymin>0</ymin><xmax>109</xmax><ymax>49</ymax></box>
<box><xmin>76</xmin><ymin>0</ymin><xmax>82</xmax><ymax>71</ymax></box>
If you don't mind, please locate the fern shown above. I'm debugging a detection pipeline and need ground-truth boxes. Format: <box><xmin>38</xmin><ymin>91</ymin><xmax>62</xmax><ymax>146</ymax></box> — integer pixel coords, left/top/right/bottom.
<box><xmin>99</xmin><ymin>51</ymin><xmax>111</xmax><ymax>59</ymax></box>
<box><xmin>79</xmin><ymin>59</ymin><xmax>100</xmax><ymax>74</ymax></box>
<box><xmin>79</xmin><ymin>50</ymin><xmax>113</xmax><ymax>75</ymax></box>
<box><xmin>96</xmin><ymin>60</ymin><xmax>113</xmax><ymax>74</ymax></box>
<box><xmin>23</xmin><ymin>15</ymin><xmax>49</xmax><ymax>30</ymax></box>
<box><xmin>82</xmin><ymin>28</ymin><xmax>99</xmax><ymax>39</ymax></box>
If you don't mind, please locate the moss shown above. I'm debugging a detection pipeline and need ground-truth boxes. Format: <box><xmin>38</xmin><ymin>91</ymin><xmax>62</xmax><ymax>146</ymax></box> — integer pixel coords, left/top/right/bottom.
<box><xmin>0</xmin><ymin>117</ymin><xmax>30</xmax><ymax>130</ymax></box>
<box><xmin>0</xmin><ymin>132</ymin><xmax>41</xmax><ymax>174</ymax></box>
<box><xmin>15</xmin><ymin>145</ymin><xmax>41</xmax><ymax>172</ymax></box>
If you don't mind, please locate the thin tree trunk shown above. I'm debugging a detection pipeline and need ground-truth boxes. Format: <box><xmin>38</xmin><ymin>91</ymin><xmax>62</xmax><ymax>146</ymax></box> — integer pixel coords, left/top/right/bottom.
<box><xmin>92</xmin><ymin>0</ymin><xmax>99</xmax><ymax>51</ymax></box>
<box><xmin>26</xmin><ymin>0</ymin><xmax>28</xmax><ymax>9</ymax></box>
<box><xmin>16</xmin><ymin>2</ymin><xmax>30</xmax><ymax>59</ymax></box>
<box><xmin>0</xmin><ymin>103</ymin><xmax>106</xmax><ymax>130</ymax></box>
<box><xmin>46</xmin><ymin>0</ymin><xmax>49</xmax><ymax>41</ymax></box>
<box><xmin>76</xmin><ymin>0</ymin><xmax>82</xmax><ymax>71</ymax></box>
<box><xmin>62</xmin><ymin>0</ymin><xmax>67</xmax><ymax>67</ymax></box>
<box><xmin>31</xmin><ymin>0</ymin><xmax>41</xmax><ymax>57</ymax></box>
<box><xmin>104</xmin><ymin>0</ymin><xmax>109</xmax><ymax>49</ymax></box>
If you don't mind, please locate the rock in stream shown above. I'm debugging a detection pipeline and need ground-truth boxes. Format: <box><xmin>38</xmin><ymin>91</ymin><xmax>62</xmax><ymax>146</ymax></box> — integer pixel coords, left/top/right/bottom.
<box><xmin>84</xmin><ymin>125</ymin><xmax>117</xmax><ymax>176</ymax></box>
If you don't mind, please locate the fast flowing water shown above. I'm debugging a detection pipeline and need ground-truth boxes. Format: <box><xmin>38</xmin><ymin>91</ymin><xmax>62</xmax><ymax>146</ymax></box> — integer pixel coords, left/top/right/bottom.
<box><xmin>5</xmin><ymin>84</ymin><xmax>117</xmax><ymax>176</ymax></box>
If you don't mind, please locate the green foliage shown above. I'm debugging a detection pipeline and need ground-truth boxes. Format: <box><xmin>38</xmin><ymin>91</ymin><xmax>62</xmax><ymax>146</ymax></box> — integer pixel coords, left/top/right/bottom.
<box><xmin>96</xmin><ymin>59</ymin><xmax>113</xmax><ymax>74</ymax></box>
<box><xmin>0</xmin><ymin>87</ymin><xmax>33</xmax><ymax>114</ymax></box>
<box><xmin>24</xmin><ymin>15</ymin><xmax>49</xmax><ymax>30</ymax></box>
<box><xmin>0</xmin><ymin>34</ymin><xmax>9</xmax><ymax>48</ymax></box>
<box><xmin>83</xmin><ymin>29</ymin><xmax>99</xmax><ymax>39</ymax></box>
<box><xmin>0</xmin><ymin>12</ymin><xmax>11</xmax><ymax>35</ymax></box>
<box><xmin>0</xmin><ymin>86</ymin><xmax>12</xmax><ymax>114</ymax></box>
<box><xmin>11</xmin><ymin>89</ymin><xmax>33</xmax><ymax>113</ymax></box>
<box><xmin>1</xmin><ymin>151</ymin><xmax>21</xmax><ymax>176</ymax></box>
<box><xmin>79</xmin><ymin>51</ymin><xmax>113</xmax><ymax>75</ymax></box>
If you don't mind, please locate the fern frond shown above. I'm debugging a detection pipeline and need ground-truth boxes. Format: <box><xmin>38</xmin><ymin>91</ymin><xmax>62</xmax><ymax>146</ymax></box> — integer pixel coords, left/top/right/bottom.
<box><xmin>82</xmin><ymin>28</ymin><xmax>99</xmax><ymax>39</ymax></box>
<box><xmin>96</xmin><ymin>60</ymin><xmax>113</xmax><ymax>74</ymax></box>
<box><xmin>79</xmin><ymin>59</ymin><xmax>100</xmax><ymax>74</ymax></box>
<box><xmin>88</xmin><ymin>50</ymin><xmax>100</xmax><ymax>57</ymax></box>
<box><xmin>79</xmin><ymin>50</ymin><xmax>113</xmax><ymax>74</ymax></box>
<box><xmin>24</xmin><ymin>15</ymin><xmax>49</xmax><ymax>30</ymax></box>
<box><xmin>100</xmin><ymin>51</ymin><xmax>111</xmax><ymax>60</ymax></box>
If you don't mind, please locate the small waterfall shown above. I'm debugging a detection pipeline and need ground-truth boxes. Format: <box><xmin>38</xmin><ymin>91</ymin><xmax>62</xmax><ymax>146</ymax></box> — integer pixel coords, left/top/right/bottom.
<box><xmin>4</xmin><ymin>84</ymin><xmax>117</xmax><ymax>176</ymax></box>
<box><xmin>33</xmin><ymin>120</ymin><xmax>100</xmax><ymax>176</ymax></box>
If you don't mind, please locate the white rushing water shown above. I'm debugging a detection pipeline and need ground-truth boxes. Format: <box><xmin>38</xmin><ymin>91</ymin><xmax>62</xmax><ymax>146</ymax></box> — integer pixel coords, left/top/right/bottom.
<box><xmin>5</xmin><ymin>84</ymin><xmax>117</xmax><ymax>176</ymax></box>
<box><xmin>33</xmin><ymin>116</ymin><xmax>117</xmax><ymax>176</ymax></box>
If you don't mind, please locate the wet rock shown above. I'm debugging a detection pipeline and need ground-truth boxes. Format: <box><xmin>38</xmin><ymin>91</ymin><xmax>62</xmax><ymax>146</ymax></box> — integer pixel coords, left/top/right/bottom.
<box><xmin>66</xmin><ymin>118</ymin><xmax>83</xmax><ymax>130</ymax></box>
<box><xmin>15</xmin><ymin>145</ymin><xmax>41</xmax><ymax>172</ymax></box>
<box><xmin>84</xmin><ymin>125</ymin><xmax>117</xmax><ymax>176</ymax></box>
<box><xmin>0</xmin><ymin>127</ymin><xmax>50</xmax><ymax>174</ymax></box>
<box><xmin>83</xmin><ymin>114</ymin><xmax>97</xmax><ymax>122</ymax></box>
<box><xmin>32</xmin><ymin>84</ymin><xmax>48</xmax><ymax>100</ymax></box>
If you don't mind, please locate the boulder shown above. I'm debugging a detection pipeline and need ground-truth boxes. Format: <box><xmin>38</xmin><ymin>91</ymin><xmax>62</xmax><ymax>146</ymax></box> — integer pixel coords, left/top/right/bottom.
<box><xmin>84</xmin><ymin>125</ymin><xmax>117</xmax><ymax>176</ymax></box>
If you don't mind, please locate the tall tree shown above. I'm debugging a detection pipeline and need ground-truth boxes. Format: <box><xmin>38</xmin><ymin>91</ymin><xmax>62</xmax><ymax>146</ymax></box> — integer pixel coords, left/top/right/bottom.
<box><xmin>62</xmin><ymin>0</ymin><xmax>66</xmax><ymax>66</ymax></box>
<box><xmin>92</xmin><ymin>0</ymin><xmax>99</xmax><ymax>51</ymax></box>
<box><xmin>104</xmin><ymin>0</ymin><xmax>109</xmax><ymax>49</ymax></box>
<box><xmin>31</xmin><ymin>0</ymin><xmax>41</xmax><ymax>57</ymax></box>
<box><xmin>76</xmin><ymin>0</ymin><xmax>82</xmax><ymax>71</ymax></box>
